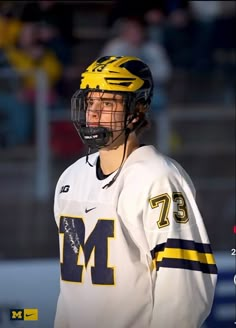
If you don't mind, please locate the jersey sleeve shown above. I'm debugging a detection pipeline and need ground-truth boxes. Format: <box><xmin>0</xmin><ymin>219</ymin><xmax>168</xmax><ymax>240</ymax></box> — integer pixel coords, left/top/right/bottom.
<box><xmin>145</xmin><ymin>168</ymin><xmax>218</xmax><ymax>328</ymax></box>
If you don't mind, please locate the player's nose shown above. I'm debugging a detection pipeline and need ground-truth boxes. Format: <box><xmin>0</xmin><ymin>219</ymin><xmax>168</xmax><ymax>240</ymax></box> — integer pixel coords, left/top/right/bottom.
<box><xmin>87</xmin><ymin>107</ymin><xmax>101</xmax><ymax>126</ymax></box>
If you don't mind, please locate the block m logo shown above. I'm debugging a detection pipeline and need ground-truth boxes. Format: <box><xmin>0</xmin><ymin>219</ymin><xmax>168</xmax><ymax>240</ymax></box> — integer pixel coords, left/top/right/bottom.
<box><xmin>10</xmin><ymin>309</ymin><xmax>23</xmax><ymax>320</ymax></box>
<box><xmin>60</xmin><ymin>216</ymin><xmax>115</xmax><ymax>285</ymax></box>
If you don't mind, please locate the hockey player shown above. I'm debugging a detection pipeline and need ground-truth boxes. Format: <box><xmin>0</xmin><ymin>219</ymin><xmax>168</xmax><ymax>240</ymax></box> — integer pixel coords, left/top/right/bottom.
<box><xmin>54</xmin><ymin>56</ymin><xmax>217</xmax><ymax>328</ymax></box>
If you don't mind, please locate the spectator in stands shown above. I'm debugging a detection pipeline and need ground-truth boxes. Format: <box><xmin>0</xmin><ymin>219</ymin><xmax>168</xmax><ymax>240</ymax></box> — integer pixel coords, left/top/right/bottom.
<box><xmin>36</xmin><ymin>19</ymin><xmax>79</xmax><ymax>100</ymax></box>
<box><xmin>106</xmin><ymin>0</ymin><xmax>191</xmax><ymax>70</ymax></box>
<box><xmin>20</xmin><ymin>0</ymin><xmax>78</xmax><ymax>99</ymax></box>
<box><xmin>146</xmin><ymin>0</ymin><xmax>191</xmax><ymax>70</ymax></box>
<box><xmin>189</xmin><ymin>1</ymin><xmax>221</xmax><ymax>72</ymax></box>
<box><xmin>99</xmin><ymin>16</ymin><xmax>172</xmax><ymax>152</ymax></box>
<box><xmin>0</xmin><ymin>5</ymin><xmax>32</xmax><ymax>147</ymax></box>
<box><xmin>5</xmin><ymin>22</ymin><xmax>62</xmax><ymax>105</ymax></box>
<box><xmin>0</xmin><ymin>21</ymin><xmax>62</xmax><ymax>148</ymax></box>
<box><xmin>0</xmin><ymin>2</ymin><xmax>22</xmax><ymax>49</ymax></box>
<box><xmin>20</xmin><ymin>0</ymin><xmax>75</xmax><ymax>47</ymax></box>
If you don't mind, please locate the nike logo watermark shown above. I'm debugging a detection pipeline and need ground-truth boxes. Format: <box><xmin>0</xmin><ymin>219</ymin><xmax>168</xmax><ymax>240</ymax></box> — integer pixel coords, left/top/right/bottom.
<box><xmin>85</xmin><ymin>207</ymin><xmax>96</xmax><ymax>213</ymax></box>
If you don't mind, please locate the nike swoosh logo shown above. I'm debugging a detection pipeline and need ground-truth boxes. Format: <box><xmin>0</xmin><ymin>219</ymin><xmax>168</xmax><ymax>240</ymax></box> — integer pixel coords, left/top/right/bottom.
<box><xmin>85</xmin><ymin>207</ymin><xmax>96</xmax><ymax>213</ymax></box>
<box><xmin>25</xmin><ymin>314</ymin><xmax>34</xmax><ymax>317</ymax></box>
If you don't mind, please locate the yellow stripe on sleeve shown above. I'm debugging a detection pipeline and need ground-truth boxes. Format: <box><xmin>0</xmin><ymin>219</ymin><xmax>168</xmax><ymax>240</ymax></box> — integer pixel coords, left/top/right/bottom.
<box><xmin>155</xmin><ymin>248</ymin><xmax>216</xmax><ymax>265</ymax></box>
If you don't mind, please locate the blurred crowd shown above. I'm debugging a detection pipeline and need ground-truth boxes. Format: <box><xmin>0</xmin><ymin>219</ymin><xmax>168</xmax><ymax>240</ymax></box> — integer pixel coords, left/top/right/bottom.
<box><xmin>0</xmin><ymin>0</ymin><xmax>235</xmax><ymax>153</ymax></box>
<box><xmin>0</xmin><ymin>1</ymin><xmax>80</xmax><ymax>149</ymax></box>
<box><xmin>107</xmin><ymin>0</ymin><xmax>235</xmax><ymax>71</ymax></box>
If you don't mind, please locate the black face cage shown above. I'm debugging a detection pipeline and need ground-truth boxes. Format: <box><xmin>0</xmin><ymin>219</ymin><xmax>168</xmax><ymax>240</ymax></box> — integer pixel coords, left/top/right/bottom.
<box><xmin>71</xmin><ymin>88</ymin><xmax>151</xmax><ymax>149</ymax></box>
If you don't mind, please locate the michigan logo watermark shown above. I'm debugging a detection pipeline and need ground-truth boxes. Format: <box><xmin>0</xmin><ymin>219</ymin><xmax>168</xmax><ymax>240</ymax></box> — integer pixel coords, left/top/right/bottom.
<box><xmin>10</xmin><ymin>308</ymin><xmax>38</xmax><ymax>320</ymax></box>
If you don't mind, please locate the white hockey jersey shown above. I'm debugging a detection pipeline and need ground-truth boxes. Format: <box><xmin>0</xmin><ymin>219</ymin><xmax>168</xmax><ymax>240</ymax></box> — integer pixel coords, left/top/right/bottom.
<box><xmin>54</xmin><ymin>145</ymin><xmax>217</xmax><ymax>328</ymax></box>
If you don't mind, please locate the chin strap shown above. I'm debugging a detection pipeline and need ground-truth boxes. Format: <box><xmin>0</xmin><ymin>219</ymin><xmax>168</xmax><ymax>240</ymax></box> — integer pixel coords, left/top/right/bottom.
<box><xmin>85</xmin><ymin>112</ymin><xmax>144</xmax><ymax>188</ymax></box>
<box><xmin>86</xmin><ymin>147</ymin><xmax>94</xmax><ymax>167</ymax></box>
<box><xmin>101</xmin><ymin>113</ymin><xmax>146</xmax><ymax>189</ymax></box>
<box><xmin>102</xmin><ymin>128</ymin><xmax>130</xmax><ymax>189</ymax></box>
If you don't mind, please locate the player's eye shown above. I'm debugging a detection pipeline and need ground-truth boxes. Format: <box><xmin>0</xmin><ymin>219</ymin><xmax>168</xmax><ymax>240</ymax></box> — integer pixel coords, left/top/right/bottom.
<box><xmin>87</xmin><ymin>99</ymin><xmax>93</xmax><ymax>106</ymax></box>
<box><xmin>103</xmin><ymin>101</ymin><xmax>113</xmax><ymax>107</ymax></box>
<box><xmin>86</xmin><ymin>99</ymin><xmax>97</xmax><ymax>109</ymax></box>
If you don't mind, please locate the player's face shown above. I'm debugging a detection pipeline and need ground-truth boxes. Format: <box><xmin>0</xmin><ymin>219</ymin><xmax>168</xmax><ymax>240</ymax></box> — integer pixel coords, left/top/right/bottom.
<box><xmin>86</xmin><ymin>92</ymin><xmax>125</xmax><ymax>132</ymax></box>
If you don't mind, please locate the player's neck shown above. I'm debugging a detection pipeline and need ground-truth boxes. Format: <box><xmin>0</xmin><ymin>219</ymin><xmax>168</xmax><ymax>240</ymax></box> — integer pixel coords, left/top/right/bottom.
<box><xmin>99</xmin><ymin>134</ymin><xmax>139</xmax><ymax>175</ymax></box>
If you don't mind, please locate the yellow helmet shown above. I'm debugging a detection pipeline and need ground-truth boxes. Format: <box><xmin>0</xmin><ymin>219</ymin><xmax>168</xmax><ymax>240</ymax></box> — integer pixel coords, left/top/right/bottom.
<box><xmin>80</xmin><ymin>56</ymin><xmax>153</xmax><ymax>104</ymax></box>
